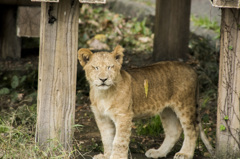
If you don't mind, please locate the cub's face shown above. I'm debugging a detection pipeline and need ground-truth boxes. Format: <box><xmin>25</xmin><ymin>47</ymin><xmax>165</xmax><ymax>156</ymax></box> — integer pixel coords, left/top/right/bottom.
<box><xmin>84</xmin><ymin>53</ymin><xmax>121</xmax><ymax>90</ymax></box>
<box><xmin>78</xmin><ymin>45</ymin><xmax>124</xmax><ymax>90</ymax></box>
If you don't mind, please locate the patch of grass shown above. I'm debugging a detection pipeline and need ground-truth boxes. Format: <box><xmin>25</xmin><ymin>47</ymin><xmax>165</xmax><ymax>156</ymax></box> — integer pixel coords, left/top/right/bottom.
<box><xmin>0</xmin><ymin>104</ymin><xmax>36</xmax><ymax>158</ymax></box>
<box><xmin>0</xmin><ymin>105</ymin><xmax>85</xmax><ymax>159</ymax></box>
<box><xmin>135</xmin><ymin>115</ymin><xmax>163</xmax><ymax>137</ymax></box>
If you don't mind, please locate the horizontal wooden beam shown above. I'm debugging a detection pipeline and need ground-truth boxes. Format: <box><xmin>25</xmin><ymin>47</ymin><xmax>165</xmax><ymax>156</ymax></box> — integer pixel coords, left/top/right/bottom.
<box><xmin>210</xmin><ymin>0</ymin><xmax>240</xmax><ymax>8</ymax></box>
<box><xmin>0</xmin><ymin>0</ymin><xmax>40</xmax><ymax>6</ymax></box>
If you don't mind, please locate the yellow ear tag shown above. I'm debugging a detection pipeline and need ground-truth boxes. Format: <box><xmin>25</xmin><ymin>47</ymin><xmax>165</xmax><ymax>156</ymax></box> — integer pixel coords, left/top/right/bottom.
<box><xmin>144</xmin><ymin>79</ymin><xmax>148</xmax><ymax>98</ymax></box>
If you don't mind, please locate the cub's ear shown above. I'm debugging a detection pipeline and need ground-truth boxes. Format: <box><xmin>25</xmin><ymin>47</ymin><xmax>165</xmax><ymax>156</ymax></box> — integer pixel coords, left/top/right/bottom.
<box><xmin>78</xmin><ymin>48</ymin><xmax>93</xmax><ymax>67</ymax></box>
<box><xmin>112</xmin><ymin>45</ymin><xmax>124</xmax><ymax>65</ymax></box>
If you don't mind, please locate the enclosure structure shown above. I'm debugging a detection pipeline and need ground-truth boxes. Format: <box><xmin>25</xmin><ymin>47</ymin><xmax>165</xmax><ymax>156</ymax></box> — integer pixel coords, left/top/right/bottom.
<box><xmin>210</xmin><ymin>0</ymin><xmax>240</xmax><ymax>158</ymax></box>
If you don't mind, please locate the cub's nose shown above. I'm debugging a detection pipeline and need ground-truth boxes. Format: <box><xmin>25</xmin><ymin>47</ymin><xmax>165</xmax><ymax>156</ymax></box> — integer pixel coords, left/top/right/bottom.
<box><xmin>99</xmin><ymin>78</ymin><xmax>107</xmax><ymax>82</ymax></box>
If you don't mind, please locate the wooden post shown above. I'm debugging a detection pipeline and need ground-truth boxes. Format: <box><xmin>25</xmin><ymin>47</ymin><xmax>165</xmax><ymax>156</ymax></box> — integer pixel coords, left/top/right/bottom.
<box><xmin>216</xmin><ymin>8</ymin><xmax>240</xmax><ymax>158</ymax></box>
<box><xmin>0</xmin><ymin>5</ymin><xmax>21</xmax><ymax>60</ymax></box>
<box><xmin>36</xmin><ymin>0</ymin><xmax>79</xmax><ymax>150</ymax></box>
<box><xmin>153</xmin><ymin>0</ymin><xmax>191</xmax><ymax>62</ymax></box>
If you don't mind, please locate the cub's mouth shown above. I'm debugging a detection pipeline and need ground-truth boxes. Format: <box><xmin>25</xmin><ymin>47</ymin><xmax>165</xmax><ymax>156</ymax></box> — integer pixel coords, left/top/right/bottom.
<box><xmin>97</xmin><ymin>83</ymin><xmax>111</xmax><ymax>90</ymax></box>
<box><xmin>98</xmin><ymin>83</ymin><xmax>109</xmax><ymax>87</ymax></box>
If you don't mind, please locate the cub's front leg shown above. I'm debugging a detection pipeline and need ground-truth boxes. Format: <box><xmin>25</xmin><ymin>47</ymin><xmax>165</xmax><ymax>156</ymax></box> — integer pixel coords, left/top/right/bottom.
<box><xmin>93</xmin><ymin>113</ymin><xmax>115</xmax><ymax>159</ymax></box>
<box><xmin>110</xmin><ymin>115</ymin><xmax>133</xmax><ymax>159</ymax></box>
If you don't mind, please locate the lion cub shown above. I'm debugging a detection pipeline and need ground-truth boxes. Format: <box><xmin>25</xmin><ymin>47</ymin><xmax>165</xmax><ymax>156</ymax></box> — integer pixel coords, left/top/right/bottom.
<box><xmin>78</xmin><ymin>45</ymin><xmax>213</xmax><ymax>159</ymax></box>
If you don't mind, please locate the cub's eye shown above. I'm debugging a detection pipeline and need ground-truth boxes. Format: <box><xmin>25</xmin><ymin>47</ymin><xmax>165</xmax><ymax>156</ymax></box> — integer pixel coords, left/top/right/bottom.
<box><xmin>92</xmin><ymin>66</ymin><xmax>99</xmax><ymax>70</ymax></box>
<box><xmin>107</xmin><ymin>65</ymin><xmax>114</xmax><ymax>70</ymax></box>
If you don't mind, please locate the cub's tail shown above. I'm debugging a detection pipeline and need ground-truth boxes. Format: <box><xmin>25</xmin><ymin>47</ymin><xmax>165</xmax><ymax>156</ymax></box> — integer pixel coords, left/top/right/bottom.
<box><xmin>196</xmin><ymin>81</ymin><xmax>215</xmax><ymax>156</ymax></box>
<box><xmin>198</xmin><ymin>116</ymin><xmax>215</xmax><ymax>156</ymax></box>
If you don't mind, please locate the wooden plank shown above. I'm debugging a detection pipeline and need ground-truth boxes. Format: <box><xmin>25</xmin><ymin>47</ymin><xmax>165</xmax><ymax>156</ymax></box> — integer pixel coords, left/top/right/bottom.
<box><xmin>17</xmin><ymin>7</ymin><xmax>40</xmax><ymax>37</ymax></box>
<box><xmin>153</xmin><ymin>0</ymin><xmax>191</xmax><ymax>62</ymax></box>
<box><xmin>31</xmin><ymin>0</ymin><xmax>59</xmax><ymax>2</ymax></box>
<box><xmin>0</xmin><ymin>6</ymin><xmax>21</xmax><ymax>60</ymax></box>
<box><xmin>0</xmin><ymin>0</ymin><xmax>40</xmax><ymax>6</ymax></box>
<box><xmin>32</xmin><ymin>0</ymin><xmax>107</xmax><ymax>3</ymax></box>
<box><xmin>210</xmin><ymin>0</ymin><xmax>240</xmax><ymax>8</ymax></box>
<box><xmin>36</xmin><ymin>0</ymin><xmax>79</xmax><ymax>150</ymax></box>
<box><xmin>216</xmin><ymin>8</ymin><xmax>240</xmax><ymax>158</ymax></box>
<box><xmin>79</xmin><ymin>0</ymin><xmax>106</xmax><ymax>4</ymax></box>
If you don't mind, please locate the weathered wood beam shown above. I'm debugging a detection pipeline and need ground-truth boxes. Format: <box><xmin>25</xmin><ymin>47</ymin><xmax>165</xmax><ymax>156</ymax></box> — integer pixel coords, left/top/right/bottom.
<box><xmin>36</xmin><ymin>0</ymin><xmax>79</xmax><ymax>150</ymax></box>
<box><xmin>0</xmin><ymin>0</ymin><xmax>40</xmax><ymax>6</ymax></box>
<box><xmin>153</xmin><ymin>0</ymin><xmax>191</xmax><ymax>62</ymax></box>
<box><xmin>17</xmin><ymin>7</ymin><xmax>41</xmax><ymax>37</ymax></box>
<box><xmin>216</xmin><ymin>8</ymin><xmax>240</xmax><ymax>158</ymax></box>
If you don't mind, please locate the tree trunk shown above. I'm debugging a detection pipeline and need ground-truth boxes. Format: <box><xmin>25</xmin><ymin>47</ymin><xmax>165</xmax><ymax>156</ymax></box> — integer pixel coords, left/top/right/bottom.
<box><xmin>36</xmin><ymin>0</ymin><xmax>79</xmax><ymax>150</ymax></box>
<box><xmin>153</xmin><ymin>0</ymin><xmax>191</xmax><ymax>62</ymax></box>
<box><xmin>216</xmin><ymin>8</ymin><xmax>240</xmax><ymax>158</ymax></box>
<box><xmin>0</xmin><ymin>5</ymin><xmax>21</xmax><ymax>60</ymax></box>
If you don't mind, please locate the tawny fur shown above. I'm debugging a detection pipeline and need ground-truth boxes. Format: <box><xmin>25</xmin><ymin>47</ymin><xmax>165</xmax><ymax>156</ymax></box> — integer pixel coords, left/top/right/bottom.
<box><xmin>78</xmin><ymin>45</ymin><xmax>213</xmax><ymax>159</ymax></box>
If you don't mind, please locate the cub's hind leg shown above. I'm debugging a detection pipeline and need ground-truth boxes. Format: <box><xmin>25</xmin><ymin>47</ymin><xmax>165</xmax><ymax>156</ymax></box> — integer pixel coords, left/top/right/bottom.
<box><xmin>173</xmin><ymin>104</ymin><xmax>198</xmax><ymax>159</ymax></box>
<box><xmin>145</xmin><ymin>107</ymin><xmax>182</xmax><ymax>158</ymax></box>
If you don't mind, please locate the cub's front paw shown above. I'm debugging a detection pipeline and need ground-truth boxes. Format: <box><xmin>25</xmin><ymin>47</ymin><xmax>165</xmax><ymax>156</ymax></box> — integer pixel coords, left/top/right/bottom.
<box><xmin>110</xmin><ymin>153</ymin><xmax>128</xmax><ymax>159</ymax></box>
<box><xmin>145</xmin><ymin>148</ymin><xmax>166</xmax><ymax>159</ymax></box>
<box><xmin>93</xmin><ymin>154</ymin><xmax>107</xmax><ymax>159</ymax></box>
<box><xmin>174</xmin><ymin>152</ymin><xmax>193</xmax><ymax>159</ymax></box>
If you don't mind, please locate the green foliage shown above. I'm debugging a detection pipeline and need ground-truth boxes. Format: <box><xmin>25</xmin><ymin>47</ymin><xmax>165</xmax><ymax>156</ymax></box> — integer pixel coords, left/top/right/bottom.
<box><xmin>11</xmin><ymin>75</ymin><xmax>19</xmax><ymax>89</ymax></box>
<box><xmin>224</xmin><ymin>116</ymin><xmax>229</xmax><ymax>121</ymax></box>
<box><xmin>189</xmin><ymin>34</ymin><xmax>219</xmax><ymax>100</ymax></box>
<box><xmin>135</xmin><ymin>115</ymin><xmax>163</xmax><ymax>136</ymax></box>
<box><xmin>202</xmin><ymin>113</ymin><xmax>210</xmax><ymax>123</ymax></box>
<box><xmin>0</xmin><ymin>88</ymin><xmax>10</xmax><ymax>95</ymax></box>
<box><xmin>191</xmin><ymin>15</ymin><xmax>220</xmax><ymax>39</ymax></box>
<box><xmin>131</xmin><ymin>18</ymin><xmax>150</xmax><ymax>35</ymax></box>
<box><xmin>220</xmin><ymin>125</ymin><xmax>226</xmax><ymax>131</ymax></box>
<box><xmin>79</xmin><ymin>5</ymin><xmax>153</xmax><ymax>53</ymax></box>
<box><xmin>0</xmin><ymin>68</ymin><xmax>38</xmax><ymax>103</ymax></box>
